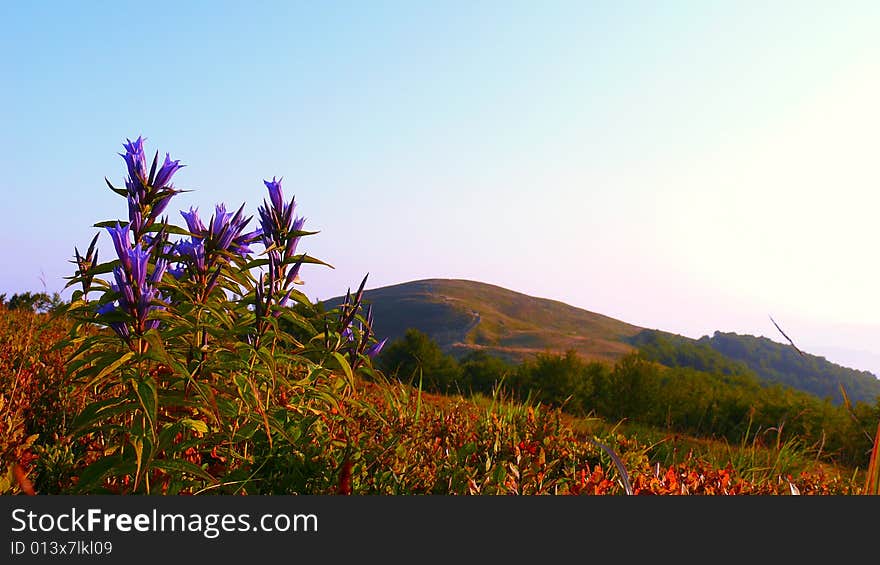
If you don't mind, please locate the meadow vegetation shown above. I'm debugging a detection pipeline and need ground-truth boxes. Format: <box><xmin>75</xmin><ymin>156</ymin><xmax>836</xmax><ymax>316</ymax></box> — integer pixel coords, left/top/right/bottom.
<box><xmin>380</xmin><ymin>328</ymin><xmax>880</xmax><ymax>471</ymax></box>
<box><xmin>1</xmin><ymin>136</ymin><xmax>878</xmax><ymax>495</ymax></box>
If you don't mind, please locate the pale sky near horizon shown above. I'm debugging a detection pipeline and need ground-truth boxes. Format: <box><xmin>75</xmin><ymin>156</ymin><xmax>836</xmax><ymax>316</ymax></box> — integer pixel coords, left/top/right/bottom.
<box><xmin>3</xmin><ymin>1</ymin><xmax>880</xmax><ymax>376</ymax></box>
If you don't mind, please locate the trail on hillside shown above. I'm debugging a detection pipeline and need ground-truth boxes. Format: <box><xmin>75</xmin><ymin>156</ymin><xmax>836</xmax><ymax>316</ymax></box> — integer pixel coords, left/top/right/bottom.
<box><xmin>460</xmin><ymin>311</ymin><xmax>481</xmax><ymax>343</ymax></box>
<box><xmin>427</xmin><ymin>281</ymin><xmax>481</xmax><ymax>347</ymax></box>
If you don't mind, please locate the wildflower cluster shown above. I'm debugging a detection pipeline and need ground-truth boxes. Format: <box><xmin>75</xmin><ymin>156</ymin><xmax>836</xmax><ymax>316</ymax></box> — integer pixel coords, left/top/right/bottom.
<box><xmin>176</xmin><ymin>203</ymin><xmax>260</xmax><ymax>301</ymax></box>
<box><xmin>61</xmin><ymin>136</ymin><xmax>385</xmax><ymax>494</ymax></box>
<box><xmin>253</xmin><ymin>177</ymin><xmax>309</xmax><ymax>332</ymax></box>
<box><xmin>98</xmin><ymin>221</ymin><xmax>167</xmax><ymax>345</ymax></box>
<box><xmin>116</xmin><ymin>136</ymin><xmax>183</xmax><ymax>242</ymax></box>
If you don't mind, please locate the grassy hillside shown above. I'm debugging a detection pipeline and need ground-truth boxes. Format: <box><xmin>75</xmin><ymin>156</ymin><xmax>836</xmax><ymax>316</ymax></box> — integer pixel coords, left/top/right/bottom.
<box><xmin>323</xmin><ymin>278</ymin><xmax>643</xmax><ymax>363</ymax></box>
<box><xmin>325</xmin><ymin>279</ymin><xmax>880</xmax><ymax>407</ymax></box>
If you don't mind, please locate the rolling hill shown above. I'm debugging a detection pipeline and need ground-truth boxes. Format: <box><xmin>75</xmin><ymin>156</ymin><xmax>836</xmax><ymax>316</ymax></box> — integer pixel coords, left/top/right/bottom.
<box><xmin>321</xmin><ymin>278</ymin><xmax>880</xmax><ymax>405</ymax></box>
<box><xmin>324</xmin><ymin>278</ymin><xmax>643</xmax><ymax>363</ymax></box>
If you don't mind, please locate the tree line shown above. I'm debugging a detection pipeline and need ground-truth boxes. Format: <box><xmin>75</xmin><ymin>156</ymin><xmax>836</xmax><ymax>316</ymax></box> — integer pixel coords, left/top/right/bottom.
<box><xmin>0</xmin><ymin>291</ymin><xmax>64</xmax><ymax>313</ymax></box>
<box><xmin>379</xmin><ymin>329</ymin><xmax>880</xmax><ymax>468</ymax></box>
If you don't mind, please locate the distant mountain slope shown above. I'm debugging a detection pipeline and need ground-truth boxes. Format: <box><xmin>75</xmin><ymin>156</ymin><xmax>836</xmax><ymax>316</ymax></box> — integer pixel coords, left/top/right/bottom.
<box><xmin>628</xmin><ymin>329</ymin><xmax>755</xmax><ymax>377</ymax></box>
<box><xmin>322</xmin><ymin>278</ymin><xmax>643</xmax><ymax>363</ymax></box>
<box><xmin>701</xmin><ymin>331</ymin><xmax>880</xmax><ymax>405</ymax></box>
<box><xmin>322</xmin><ymin>278</ymin><xmax>880</xmax><ymax>405</ymax></box>
<box><xmin>631</xmin><ymin>329</ymin><xmax>880</xmax><ymax>404</ymax></box>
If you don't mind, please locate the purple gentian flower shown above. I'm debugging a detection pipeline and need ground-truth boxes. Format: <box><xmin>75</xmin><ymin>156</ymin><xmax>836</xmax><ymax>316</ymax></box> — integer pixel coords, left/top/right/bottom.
<box><xmin>181</xmin><ymin>203</ymin><xmax>256</xmax><ymax>259</ymax></box>
<box><xmin>255</xmin><ymin>273</ymin><xmax>265</xmax><ymax>313</ymax></box>
<box><xmin>365</xmin><ymin>304</ymin><xmax>374</xmax><ymax>329</ymax></box>
<box><xmin>256</xmin><ymin>177</ymin><xmax>309</xmax><ymax>300</ymax></box>
<box><xmin>276</xmin><ymin>288</ymin><xmax>293</xmax><ymax>310</ymax></box>
<box><xmin>175</xmin><ymin>202</ymin><xmax>256</xmax><ymax>301</ymax></box>
<box><xmin>114</xmin><ymin>138</ymin><xmax>185</xmax><ymax>245</ymax></box>
<box><xmin>154</xmin><ymin>153</ymin><xmax>183</xmax><ymax>189</ymax></box>
<box><xmin>284</xmin><ymin>255</ymin><xmax>305</xmax><ymax>287</ymax></box>
<box><xmin>98</xmin><ymin>238</ymin><xmax>167</xmax><ymax>340</ymax></box>
<box><xmin>176</xmin><ymin>239</ymin><xmax>207</xmax><ymax>273</ymax></box>
<box><xmin>96</xmin><ymin>300</ymin><xmax>131</xmax><ymax>341</ymax></box>
<box><xmin>107</xmin><ymin>222</ymin><xmax>132</xmax><ymax>272</ymax></box>
<box><xmin>258</xmin><ymin>177</ymin><xmax>304</xmax><ymax>249</ymax></box>
<box><xmin>129</xmin><ymin>244</ymin><xmax>150</xmax><ymax>290</ymax></box>
<box><xmin>128</xmin><ymin>192</ymin><xmax>144</xmax><ymax>236</ymax></box>
<box><xmin>181</xmin><ymin>207</ymin><xmax>206</xmax><ymax>236</ymax></box>
<box><xmin>151</xmin><ymin>257</ymin><xmax>168</xmax><ymax>284</ymax></box>
<box><xmin>120</xmin><ymin>136</ymin><xmax>147</xmax><ymax>184</ymax></box>
<box><xmin>168</xmin><ymin>264</ymin><xmax>186</xmax><ymax>280</ymax></box>
<box><xmin>111</xmin><ymin>268</ymin><xmax>135</xmax><ymax>312</ymax></box>
<box><xmin>283</xmin><ymin>216</ymin><xmax>307</xmax><ymax>257</ymax></box>
<box><xmin>342</xmin><ymin>327</ymin><xmax>354</xmax><ymax>342</ymax></box>
<box><xmin>264</xmin><ymin>177</ymin><xmax>284</xmax><ymax>215</ymax></box>
<box><xmin>209</xmin><ymin>203</ymin><xmax>230</xmax><ymax>238</ymax></box>
<box><xmin>365</xmin><ymin>338</ymin><xmax>388</xmax><ymax>358</ymax></box>
<box><xmin>149</xmin><ymin>194</ymin><xmax>173</xmax><ymax>223</ymax></box>
<box><xmin>143</xmin><ymin>232</ymin><xmax>173</xmax><ymax>256</ymax></box>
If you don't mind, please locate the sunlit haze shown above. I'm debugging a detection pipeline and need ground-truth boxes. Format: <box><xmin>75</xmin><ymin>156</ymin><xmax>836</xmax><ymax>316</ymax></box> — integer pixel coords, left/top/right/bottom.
<box><xmin>3</xmin><ymin>1</ymin><xmax>879</xmax><ymax>376</ymax></box>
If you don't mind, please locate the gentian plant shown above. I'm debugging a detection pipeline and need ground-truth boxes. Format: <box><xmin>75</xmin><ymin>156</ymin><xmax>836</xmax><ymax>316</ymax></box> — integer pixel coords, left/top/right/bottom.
<box><xmin>62</xmin><ymin>136</ymin><xmax>385</xmax><ymax>494</ymax></box>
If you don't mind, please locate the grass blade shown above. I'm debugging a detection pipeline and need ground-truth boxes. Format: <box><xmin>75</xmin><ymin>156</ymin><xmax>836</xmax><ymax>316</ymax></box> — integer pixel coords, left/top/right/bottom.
<box><xmin>588</xmin><ymin>437</ymin><xmax>633</xmax><ymax>495</ymax></box>
<box><xmin>864</xmin><ymin>420</ymin><xmax>880</xmax><ymax>495</ymax></box>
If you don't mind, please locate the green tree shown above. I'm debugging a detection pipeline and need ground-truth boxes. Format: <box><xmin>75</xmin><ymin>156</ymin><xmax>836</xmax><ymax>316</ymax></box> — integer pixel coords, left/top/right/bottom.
<box><xmin>5</xmin><ymin>291</ymin><xmax>63</xmax><ymax>313</ymax></box>
<box><xmin>608</xmin><ymin>354</ymin><xmax>661</xmax><ymax>421</ymax></box>
<box><xmin>530</xmin><ymin>351</ymin><xmax>589</xmax><ymax>410</ymax></box>
<box><xmin>378</xmin><ymin>329</ymin><xmax>461</xmax><ymax>391</ymax></box>
<box><xmin>459</xmin><ymin>350</ymin><xmax>514</xmax><ymax>394</ymax></box>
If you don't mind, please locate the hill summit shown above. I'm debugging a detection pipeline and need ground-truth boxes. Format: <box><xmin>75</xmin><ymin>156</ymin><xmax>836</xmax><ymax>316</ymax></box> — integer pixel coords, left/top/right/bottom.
<box><xmin>324</xmin><ymin>278</ymin><xmax>642</xmax><ymax>363</ymax></box>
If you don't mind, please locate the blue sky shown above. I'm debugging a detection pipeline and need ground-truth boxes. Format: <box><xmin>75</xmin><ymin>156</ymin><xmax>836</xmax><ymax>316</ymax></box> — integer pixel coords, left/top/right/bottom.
<box><xmin>3</xmin><ymin>1</ymin><xmax>880</xmax><ymax>375</ymax></box>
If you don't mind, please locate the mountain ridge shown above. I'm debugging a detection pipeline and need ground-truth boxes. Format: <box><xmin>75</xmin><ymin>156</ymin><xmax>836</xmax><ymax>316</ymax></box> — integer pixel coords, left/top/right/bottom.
<box><xmin>321</xmin><ymin>278</ymin><xmax>880</xmax><ymax>405</ymax></box>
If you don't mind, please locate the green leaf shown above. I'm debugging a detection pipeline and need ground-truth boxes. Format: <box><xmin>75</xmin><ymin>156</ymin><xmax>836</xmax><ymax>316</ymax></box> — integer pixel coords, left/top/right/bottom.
<box><xmin>157</xmin><ymin>423</ymin><xmax>184</xmax><ymax>453</ymax></box>
<box><xmin>290</xmin><ymin>228</ymin><xmax>321</xmax><ymax>237</ymax></box>
<box><xmin>133</xmin><ymin>377</ymin><xmax>158</xmax><ymax>435</ymax></box>
<box><xmin>86</xmin><ymin>260</ymin><xmax>121</xmax><ymax>276</ymax></box>
<box><xmin>105</xmin><ymin>177</ymin><xmax>125</xmax><ymax>195</ymax></box>
<box><xmin>233</xmin><ymin>373</ymin><xmax>253</xmax><ymax>402</ymax></box>
<box><xmin>66</xmin><ymin>336</ymin><xmax>109</xmax><ymax>369</ymax></box>
<box><xmin>75</xmin><ymin>456</ymin><xmax>120</xmax><ymax>493</ymax></box>
<box><xmin>142</xmin><ymin>330</ymin><xmax>190</xmax><ymax>378</ymax></box>
<box><xmin>180</xmin><ymin>418</ymin><xmax>209</xmax><ymax>435</ymax></box>
<box><xmin>67</xmin><ymin>349</ymin><xmax>109</xmax><ymax>379</ymax></box>
<box><xmin>330</xmin><ymin>352</ymin><xmax>354</xmax><ymax>383</ymax></box>
<box><xmin>244</xmin><ymin>254</ymin><xmax>334</xmax><ymax>270</ymax></box>
<box><xmin>279</xmin><ymin>311</ymin><xmax>316</xmax><ymax>336</ymax></box>
<box><xmin>152</xmin><ymin>459</ymin><xmax>216</xmax><ymax>483</ymax></box>
<box><xmin>93</xmin><ymin>220</ymin><xmax>129</xmax><ymax>228</ymax></box>
<box><xmin>72</xmin><ymin>397</ymin><xmax>138</xmax><ymax>436</ymax></box>
<box><xmin>256</xmin><ymin>346</ymin><xmax>277</xmax><ymax>375</ymax></box>
<box><xmin>157</xmin><ymin>390</ymin><xmax>198</xmax><ymax>409</ymax></box>
<box><xmin>82</xmin><ymin>350</ymin><xmax>136</xmax><ymax>390</ymax></box>
<box><xmin>131</xmin><ymin>437</ymin><xmax>145</xmax><ymax>491</ymax></box>
<box><xmin>232</xmin><ymin>422</ymin><xmax>260</xmax><ymax>441</ymax></box>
